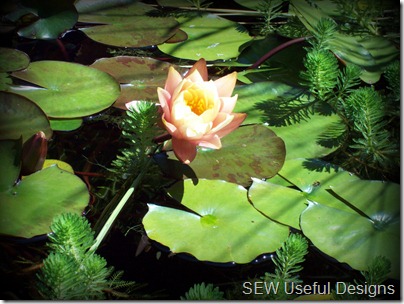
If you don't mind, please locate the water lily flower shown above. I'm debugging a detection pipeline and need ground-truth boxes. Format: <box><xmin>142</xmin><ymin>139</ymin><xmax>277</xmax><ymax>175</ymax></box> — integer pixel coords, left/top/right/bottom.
<box><xmin>157</xmin><ymin>58</ymin><xmax>246</xmax><ymax>164</ymax></box>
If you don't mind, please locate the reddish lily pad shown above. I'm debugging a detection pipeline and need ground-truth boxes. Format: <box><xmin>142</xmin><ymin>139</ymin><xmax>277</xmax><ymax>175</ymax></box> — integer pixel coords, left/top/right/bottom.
<box><xmin>90</xmin><ymin>56</ymin><xmax>187</xmax><ymax>109</ymax></box>
<box><xmin>157</xmin><ymin>125</ymin><xmax>286</xmax><ymax>187</ymax></box>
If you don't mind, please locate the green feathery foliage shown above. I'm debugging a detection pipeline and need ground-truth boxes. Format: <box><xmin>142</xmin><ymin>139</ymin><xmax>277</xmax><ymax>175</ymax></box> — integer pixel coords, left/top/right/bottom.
<box><xmin>255</xmin><ymin>233</ymin><xmax>309</xmax><ymax>300</ymax></box>
<box><xmin>256</xmin><ymin>0</ymin><xmax>285</xmax><ymax>37</ymax></box>
<box><xmin>36</xmin><ymin>213</ymin><xmax>138</xmax><ymax>300</ymax></box>
<box><xmin>332</xmin><ymin>255</ymin><xmax>391</xmax><ymax>300</ymax></box>
<box><xmin>109</xmin><ymin>101</ymin><xmax>161</xmax><ymax>183</ymax></box>
<box><xmin>384</xmin><ymin>60</ymin><xmax>400</xmax><ymax>103</ymax></box>
<box><xmin>181</xmin><ymin>282</ymin><xmax>225</xmax><ymax>300</ymax></box>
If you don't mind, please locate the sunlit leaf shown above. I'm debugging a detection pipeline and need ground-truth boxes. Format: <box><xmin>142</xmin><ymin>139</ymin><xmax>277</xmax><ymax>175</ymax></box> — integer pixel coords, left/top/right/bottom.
<box><xmin>248</xmin><ymin>178</ymin><xmax>307</xmax><ymax>230</ymax></box>
<box><xmin>0</xmin><ymin>165</ymin><xmax>89</xmax><ymax>238</ymax></box>
<box><xmin>9</xmin><ymin>60</ymin><xmax>120</xmax><ymax>118</ymax></box>
<box><xmin>158</xmin><ymin>13</ymin><xmax>252</xmax><ymax>61</ymax></box>
<box><xmin>157</xmin><ymin>125</ymin><xmax>286</xmax><ymax>187</ymax></box>
<box><xmin>143</xmin><ymin>179</ymin><xmax>289</xmax><ymax>263</ymax></box>
<box><xmin>301</xmin><ymin>179</ymin><xmax>400</xmax><ymax>279</ymax></box>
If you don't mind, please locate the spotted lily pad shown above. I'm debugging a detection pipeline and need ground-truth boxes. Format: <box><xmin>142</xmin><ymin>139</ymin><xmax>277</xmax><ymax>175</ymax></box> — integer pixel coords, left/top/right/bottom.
<box><xmin>9</xmin><ymin>60</ymin><xmax>120</xmax><ymax>118</ymax></box>
<box><xmin>301</xmin><ymin>180</ymin><xmax>400</xmax><ymax>279</ymax></box>
<box><xmin>157</xmin><ymin>125</ymin><xmax>286</xmax><ymax>187</ymax></box>
<box><xmin>90</xmin><ymin>56</ymin><xmax>186</xmax><ymax>109</ymax></box>
<box><xmin>143</xmin><ymin>179</ymin><xmax>289</xmax><ymax>263</ymax></box>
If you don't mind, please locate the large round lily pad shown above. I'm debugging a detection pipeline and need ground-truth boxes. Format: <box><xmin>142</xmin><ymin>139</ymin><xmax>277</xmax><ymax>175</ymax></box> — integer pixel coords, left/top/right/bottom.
<box><xmin>0</xmin><ymin>163</ymin><xmax>89</xmax><ymax>238</ymax></box>
<box><xmin>157</xmin><ymin>125</ymin><xmax>286</xmax><ymax>187</ymax></box>
<box><xmin>10</xmin><ymin>60</ymin><xmax>120</xmax><ymax>118</ymax></box>
<box><xmin>143</xmin><ymin>179</ymin><xmax>289</xmax><ymax>263</ymax></box>
<box><xmin>301</xmin><ymin>179</ymin><xmax>400</xmax><ymax>279</ymax></box>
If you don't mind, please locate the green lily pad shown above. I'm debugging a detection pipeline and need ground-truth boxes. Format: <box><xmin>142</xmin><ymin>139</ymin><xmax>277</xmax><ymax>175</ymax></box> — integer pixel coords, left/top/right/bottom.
<box><xmin>78</xmin><ymin>1</ymin><xmax>178</xmax><ymax>47</ymax></box>
<box><xmin>9</xmin><ymin>60</ymin><xmax>120</xmax><ymax>118</ymax></box>
<box><xmin>277</xmin><ymin>158</ymin><xmax>359</xmax><ymax>212</ymax></box>
<box><xmin>49</xmin><ymin>117</ymin><xmax>83</xmax><ymax>131</ymax></box>
<box><xmin>0</xmin><ymin>48</ymin><xmax>30</xmax><ymax>73</ymax></box>
<box><xmin>158</xmin><ymin>13</ymin><xmax>253</xmax><ymax>61</ymax></box>
<box><xmin>248</xmin><ymin>178</ymin><xmax>307</xmax><ymax>230</ymax></box>
<box><xmin>0</xmin><ymin>165</ymin><xmax>89</xmax><ymax>238</ymax></box>
<box><xmin>17</xmin><ymin>0</ymin><xmax>78</xmax><ymax>40</ymax></box>
<box><xmin>90</xmin><ymin>56</ymin><xmax>186</xmax><ymax>109</ymax></box>
<box><xmin>143</xmin><ymin>179</ymin><xmax>289</xmax><ymax>263</ymax></box>
<box><xmin>301</xmin><ymin>179</ymin><xmax>400</xmax><ymax>278</ymax></box>
<box><xmin>158</xmin><ymin>125</ymin><xmax>286</xmax><ymax>187</ymax></box>
<box><xmin>0</xmin><ymin>139</ymin><xmax>22</xmax><ymax>192</ymax></box>
<box><xmin>0</xmin><ymin>91</ymin><xmax>52</xmax><ymax>143</ymax></box>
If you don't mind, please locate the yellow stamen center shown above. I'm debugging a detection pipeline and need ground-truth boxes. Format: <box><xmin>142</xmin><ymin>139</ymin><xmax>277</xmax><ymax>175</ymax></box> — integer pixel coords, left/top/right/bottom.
<box><xmin>184</xmin><ymin>88</ymin><xmax>213</xmax><ymax>115</ymax></box>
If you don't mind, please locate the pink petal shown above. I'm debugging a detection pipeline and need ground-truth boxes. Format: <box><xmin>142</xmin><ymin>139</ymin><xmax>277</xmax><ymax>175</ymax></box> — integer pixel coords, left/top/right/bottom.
<box><xmin>157</xmin><ymin>88</ymin><xmax>172</xmax><ymax>121</ymax></box>
<box><xmin>185</xmin><ymin>58</ymin><xmax>208</xmax><ymax>81</ymax></box>
<box><xmin>219</xmin><ymin>95</ymin><xmax>238</xmax><ymax>114</ymax></box>
<box><xmin>172</xmin><ymin>137</ymin><xmax>198</xmax><ymax>164</ymax></box>
<box><xmin>162</xmin><ymin>114</ymin><xmax>179</xmax><ymax>136</ymax></box>
<box><xmin>214</xmin><ymin>71</ymin><xmax>237</xmax><ymax>97</ymax></box>
<box><xmin>198</xmin><ymin>134</ymin><xmax>222</xmax><ymax>149</ymax></box>
<box><xmin>165</xmin><ymin>67</ymin><xmax>183</xmax><ymax>94</ymax></box>
<box><xmin>215</xmin><ymin>113</ymin><xmax>247</xmax><ymax>138</ymax></box>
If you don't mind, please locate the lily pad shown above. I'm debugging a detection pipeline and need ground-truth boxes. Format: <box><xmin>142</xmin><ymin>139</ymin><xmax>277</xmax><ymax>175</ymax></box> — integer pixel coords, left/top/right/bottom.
<box><xmin>0</xmin><ymin>139</ymin><xmax>22</xmax><ymax>192</ymax></box>
<box><xmin>301</xmin><ymin>179</ymin><xmax>400</xmax><ymax>278</ymax></box>
<box><xmin>0</xmin><ymin>165</ymin><xmax>89</xmax><ymax>238</ymax></box>
<box><xmin>78</xmin><ymin>1</ymin><xmax>178</xmax><ymax>47</ymax></box>
<box><xmin>158</xmin><ymin>13</ymin><xmax>253</xmax><ymax>61</ymax></box>
<box><xmin>158</xmin><ymin>125</ymin><xmax>286</xmax><ymax>187</ymax></box>
<box><xmin>248</xmin><ymin>178</ymin><xmax>307</xmax><ymax>230</ymax></box>
<box><xmin>90</xmin><ymin>56</ymin><xmax>186</xmax><ymax>109</ymax></box>
<box><xmin>0</xmin><ymin>48</ymin><xmax>30</xmax><ymax>73</ymax></box>
<box><xmin>16</xmin><ymin>0</ymin><xmax>78</xmax><ymax>40</ymax></box>
<box><xmin>49</xmin><ymin>117</ymin><xmax>83</xmax><ymax>131</ymax></box>
<box><xmin>277</xmin><ymin>158</ymin><xmax>359</xmax><ymax>212</ymax></box>
<box><xmin>0</xmin><ymin>91</ymin><xmax>52</xmax><ymax>143</ymax></box>
<box><xmin>9</xmin><ymin>60</ymin><xmax>120</xmax><ymax>118</ymax></box>
<box><xmin>143</xmin><ymin>179</ymin><xmax>289</xmax><ymax>263</ymax></box>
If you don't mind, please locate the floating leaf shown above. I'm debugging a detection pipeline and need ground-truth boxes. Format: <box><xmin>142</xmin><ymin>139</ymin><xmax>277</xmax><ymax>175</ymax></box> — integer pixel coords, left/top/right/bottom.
<box><xmin>43</xmin><ymin>159</ymin><xmax>75</xmax><ymax>174</ymax></box>
<box><xmin>301</xmin><ymin>179</ymin><xmax>400</xmax><ymax>279</ymax></box>
<box><xmin>49</xmin><ymin>117</ymin><xmax>83</xmax><ymax>131</ymax></box>
<box><xmin>9</xmin><ymin>60</ymin><xmax>120</xmax><ymax>118</ymax></box>
<box><xmin>277</xmin><ymin>158</ymin><xmax>359</xmax><ymax>212</ymax></box>
<box><xmin>0</xmin><ymin>48</ymin><xmax>30</xmax><ymax>73</ymax></box>
<box><xmin>77</xmin><ymin>1</ymin><xmax>178</xmax><ymax>47</ymax></box>
<box><xmin>143</xmin><ymin>179</ymin><xmax>289</xmax><ymax>263</ymax></box>
<box><xmin>0</xmin><ymin>139</ymin><xmax>22</xmax><ymax>192</ymax></box>
<box><xmin>158</xmin><ymin>13</ymin><xmax>252</xmax><ymax>61</ymax></box>
<box><xmin>248</xmin><ymin>178</ymin><xmax>307</xmax><ymax>230</ymax></box>
<box><xmin>17</xmin><ymin>0</ymin><xmax>78</xmax><ymax>40</ymax></box>
<box><xmin>0</xmin><ymin>165</ymin><xmax>89</xmax><ymax>238</ymax></box>
<box><xmin>0</xmin><ymin>91</ymin><xmax>52</xmax><ymax>143</ymax></box>
<box><xmin>90</xmin><ymin>56</ymin><xmax>186</xmax><ymax>109</ymax></box>
<box><xmin>157</xmin><ymin>125</ymin><xmax>286</xmax><ymax>187</ymax></box>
